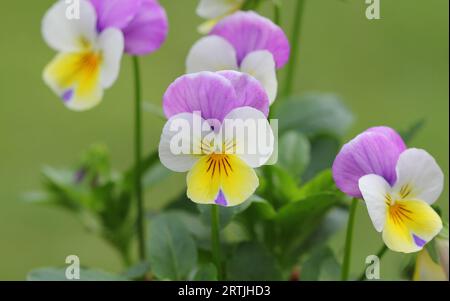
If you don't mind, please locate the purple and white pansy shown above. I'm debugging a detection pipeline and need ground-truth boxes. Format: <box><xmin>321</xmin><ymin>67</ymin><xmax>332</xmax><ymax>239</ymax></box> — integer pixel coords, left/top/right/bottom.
<box><xmin>186</xmin><ymin>11</ymin><xmax>290</xmax><ymax>104</ymax></box>
<box><xmin>333</xmin><ymin>126</ymin><xmax>444</xmax><ymax>253</ymax></box>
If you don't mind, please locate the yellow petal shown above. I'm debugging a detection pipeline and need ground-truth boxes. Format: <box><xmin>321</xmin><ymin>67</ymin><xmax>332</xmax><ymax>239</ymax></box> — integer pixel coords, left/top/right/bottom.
<box><xmin>220</xmin><ymin>155</ymin><xmax>258</xmax><ymax>206</ymax></box>
<box><xmin>43</xmin><ymin>51</ymin><xmax>103</xmax><ymax>111</ymax></box>
<box><xmin>186</xmin><ymin>155</ymin><xmax>221</xmax><ymax>204</ymax></box>
<box><xmin>383</xmin><ymin>200</ymin><xmax>442</xmax><ymax>253</ymax></box>
<box><xmin>186</xmin><ymin>154</ymin><xmax>258</xmax><ymax>206</ymax></box>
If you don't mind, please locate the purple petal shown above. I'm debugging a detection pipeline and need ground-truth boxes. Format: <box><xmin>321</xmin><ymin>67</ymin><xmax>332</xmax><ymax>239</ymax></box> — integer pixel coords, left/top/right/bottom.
<box><xmin>413</xmin><ymin>234</ymin><xmax>427</xmax><ymax>247</ymax></box>
<box><xmin>210</xmin><ymin>11</ymin><xmax>290</xmax><ymax>69</ymax></box>
<box><xmin>366</xmin><ymin>126</ymin><xmax>407</xmax><ymax>154</ymax></box>
<box><xmin>215</xmin><ymin>190</ymin><xmax>228</xmax><ymax>206</ymax></box>
<box><xmin>90</xmin><ymin>0</ymin><xmax>142</xmax><ymax>31</ymax></box>
<box><xmin>216</xmin><ymin>70</ymin><xmax>269</xmax><ymax>117</ymax></box>
<box><xmin>332</xmin><ymin>131</ymin><xmax>405</xmax><ymax>198</ymax></box>
<box><xmin>61</xmin><ymin>89</ymin><xmax>74</xmax><ymax>102</ymax></box>
<box><xmin>163</xmin><ymin>71</ymin><xmax>269</xmax><ymax>122</ymax></box>
<box><xmin>122</xmin><ymin>0</ymin><xmax>168</xmax><ymax>55</ymax></box>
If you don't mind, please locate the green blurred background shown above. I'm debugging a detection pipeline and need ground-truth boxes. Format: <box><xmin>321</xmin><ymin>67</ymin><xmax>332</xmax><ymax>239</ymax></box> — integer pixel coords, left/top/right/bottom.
<box><xmin>0</xmin><ymin>0</ymin><xmax>448</xmax><ymax>280</ymax></box>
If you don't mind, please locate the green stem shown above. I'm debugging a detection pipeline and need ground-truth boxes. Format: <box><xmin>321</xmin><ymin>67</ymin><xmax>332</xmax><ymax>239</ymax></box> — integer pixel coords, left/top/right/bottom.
<box><xmin>211</xmin><ymin>205</ymin><xmax>223</xmax><ymax>280</ymax></box>
<box><xmin>341</xmin><ymin>198</ymin><xmax>358</xmax><ymax>281</ymax></box>
<box><xmin>357</xmin><ymin>245</ymin><xmax>388</xmax><ymax>281</ymax></box>
<box><xmin>132</xmin><ymin>56</ymin><xmax>146</xmax><ymax>262</ymax></box>
<box><xmin>273</xmin><ymin>1</ymin><xmax>281</xmax><ymax>26</ymax></box>
<box><xmin>282</xmin><ymin>0</ymin><xmax>306</xmax><ymax>97</ymax></box>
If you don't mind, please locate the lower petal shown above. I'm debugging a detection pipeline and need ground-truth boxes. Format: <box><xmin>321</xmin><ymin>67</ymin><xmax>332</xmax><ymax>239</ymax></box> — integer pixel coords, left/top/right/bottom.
<box><xmin>383</xmin><ymin>200</ymin><xmax>442</xmax><ymax>253</ymax></box>
<box><xmin>43</xmin><ymin>52</ymin><xmax>103</xmax><ymax>111</ymax></box>
<box><xmin>220</xmin><ymin>155</ymin><xmax>259</xmax><ymax>206</ymax></box>
<box><xmin>186</xmin><ymin>156</ymin><xmax>221</xmax><ymax>204</ymax></box>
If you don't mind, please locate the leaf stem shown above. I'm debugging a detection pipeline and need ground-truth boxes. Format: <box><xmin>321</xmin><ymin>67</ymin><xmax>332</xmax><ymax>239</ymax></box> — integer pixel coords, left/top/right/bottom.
<box><xmin>211</xmin><ymin>205</ymin><xmax>223</xmax><ymax>280</ymax></box>
<box><xmin>132</xmin><ymin>56</ymin><xmax>146</xmax><ymax>262</ymax></box>
<box><xmin>357</xmin><ymin>245</ymin><xmax>388</xmax><ymax>281</ymax></box>
<box><xmin>341</xmin><ymin>198</ymin><xmax>358</xmax><ymax>281</ymax></box>
<box><xmin>282</xmin><ymin>0</ymin><xmax>306</xmax><ymax>97</ymax></box>
<box><xmin>273</xmin><ymin>0</ymin><xmax>281</xmax><ymax>26</ymax></box>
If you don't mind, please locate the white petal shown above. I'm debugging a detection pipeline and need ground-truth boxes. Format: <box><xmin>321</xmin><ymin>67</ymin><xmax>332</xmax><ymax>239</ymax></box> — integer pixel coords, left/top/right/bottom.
<box><xmin>196</xmin><ymin>0</ymin><xmax>244</xmax><ymax>19</ymax></box>
<box><xmin>219</xmin><ymin>107</ymin><xmax>274</xmax><ymax>168</ymax></box>
<box><xmin>359</xmin><ymin>174</ymin><xmax>391</xmax><ymax>232</ymax></box>
<box><xmin>98</xmin><ymin>28</ymin><xmax>124</xmax><ymax>88</ymax></box>
<box><xmin>394</xmin><ymin>148</ymin><xmax>444</xmax><ymax>204</ymax></box>
<box><xmin>159</xmin><ymin>113</ymin><xmax>214</xmax><ymax>172</ymax></box>
<box><xmin>186</xmin><ymin>36</ymin><xmax>238</xmax><ymax>73</ymax></box>
<box><xmin>240</xmin><ymin>50</ymin><xmax>278</xmax><ymax>104</ymax></box>
<box><xmin>42</xmin><ymin>0</ymin><xmax>97</xmax><ymax>52</ymax></box>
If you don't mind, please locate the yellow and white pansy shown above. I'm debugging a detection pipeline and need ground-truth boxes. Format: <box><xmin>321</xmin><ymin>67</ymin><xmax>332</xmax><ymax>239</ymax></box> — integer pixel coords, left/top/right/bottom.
<box><xmin>359</xmin><ymin>148</ymin><xmax>444</xmax><ymax>253</ymax></box>
<box><xmin>196</xmin><ymin>0</ymin><xmax>245</xmax><ymax>34</ymax></box>
<box><xmin>42</xmin><ymin>0</ymin><xmax>124</xmax><ymax>111</ymax></box>
<box><xmin>159</xmin><ymin>107</ymin><xmax>274</xmax><ymax>207</ymax></box>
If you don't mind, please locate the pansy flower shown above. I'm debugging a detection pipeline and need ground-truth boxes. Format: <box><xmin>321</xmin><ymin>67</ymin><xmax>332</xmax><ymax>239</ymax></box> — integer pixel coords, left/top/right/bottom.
<box><xmin>186</xmin><ymin>11</ymin><xmax>290</xmax><ymax>104</ymax></box>
<box><xmin>196</xmin><ymin>0</ymin><xmax>245</xmax><ymax>34</ymax></box>
<box><xmin>333</xmin><ymin>126</ymin><xmax>444</xmax><ymax>253</ymax></box>
<box><xmin>42</xmin><ymin>0</ymin><xmax>124</xmax><ymax>111</ymax></box>
<box><xmin>159</xmin><ymin>71</ymin><xmax>273</xmax><ymax>206</ymax></box>
<box><xmin>89</xmin><ymin>0</ymin><xmax>168</xmax><ymax>55</ymax></box>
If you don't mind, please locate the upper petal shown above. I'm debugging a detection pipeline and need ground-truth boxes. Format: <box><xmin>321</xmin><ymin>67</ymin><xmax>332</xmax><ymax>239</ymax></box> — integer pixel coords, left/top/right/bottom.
<box><xmin>89</xmin><ymin>0</ymin><xmax>142</xmax><ymax>31</ymax></box>
<box><xmin>366</xmin><ymin>126</ymin><xmax>407</xmax><ymax>154</ymax></box>
<box><xmin>359</xmin><ymin>174</ymin><xmax>390</xmax><ymax>232</ymax></box>
<box><xmin>332</xmin><ymin>130</ymin><xmax>404</xmax><ymax>198</ymax></box>
<box><xmin>163</xmin><ymin>72</ymin><xmax>238</xmax><ymax>122</ymax></box>
<box><xmin>42</xmin><ymin>0</ymin><xmax>98</xmax><ymax>52</ymax></box>
<box><xmin>186</xmin><ymin>36</ymin><xmax>238</xmax><ymax>73</ymax></box>
<box><xmin>210</xmin><ymin>11</ymin><xmax>290</xmax><ymax>68</ymax></box>
<box><xmin>98</xmin><ymin>28</ymin><xmax>124</xmax><ymax>88</ymax></box>
<box><xmin>122</xmin><ymin>0</ymin><xmax>168</xmax><ymax>55</ymax></box>
<box><xmin>196</xmin><ymin>0</ymin><xmax>244</xmax><ymax>19</ymax></box>
<box><xmin>393</xmin><ymin>148</ymin><xmax>444</xmax><ymax>204</ymax></box>
<box><xmin>216</xmin><ymin>70</ymin><xmax>269</xmax><ymax>117</ymax></box>
<box><xmin>240</xmin><ymin>50</ymin><xmax>278</xmax><ymax>104</ymax></box>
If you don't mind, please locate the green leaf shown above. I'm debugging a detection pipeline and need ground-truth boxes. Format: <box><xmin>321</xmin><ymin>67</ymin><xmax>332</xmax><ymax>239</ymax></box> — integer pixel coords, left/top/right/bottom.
<box><xmin>400</xmin><ymin>119</ymin><xmax>425</xmax><ymax>144</ymax></box>
<box><xmin>274</xmin><ymin>93</ymin><xmax>354</xmax><ymax>138</ymax></box>
<box><xmin>263</xmin><ymin>165</ymin><xmax>301</xmax><ymax>204</ymax></box>
<box><xmin>301</xmin><ymin>247</ymin><xmax>341</xmax><ymax>281</ymax></box>
<box><xmin>227</xmin><ymin>242</ymin><xmax>282</xmax><ymax>280</ymax></box>
<box><xmin>277</xmin><ymin>131</ymin><xmax>310</xmax><ymax>177</ymax></box>
<box><xmin>302</xmin><ymin>134</ymin><xmax>340</xmax><ymax>181</ymax></box>
<box><xmin>295</xmin><ymin>169</ymin><xmax>337</xmax><ymax>200</ymax></box>
<box><xmin>273</xmin><ymin>193</ymin><xmax>342</xmax><ymax>264</ymax></box>
<box><xmin>425</xmin><ymin>239</ymin><xmax>440</xmax><ymax>263</ymax></box>
<box><xmin>192</xmin><ymin>263</ymin><xmax>218</xmax><ymax>281</ymax></box>
<box><xmin>122</xmin><ymin>261</ymin><xmax>151</xmax><ymax>280</ymax></box>
<box><xmin>147</xmin><ymin>213</ymin><xmax>198</xmax><ymax>280</ymax></box>
<box><xmin>27</xmin><ymin>267</ymin><xmax>126</xmax><ymax>281</ymax></box>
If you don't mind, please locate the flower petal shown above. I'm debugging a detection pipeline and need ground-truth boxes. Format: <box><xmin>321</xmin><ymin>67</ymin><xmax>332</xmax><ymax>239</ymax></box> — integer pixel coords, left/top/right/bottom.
<box><xmin>98</xmin><ymin>28</ymin><xmax>124</xmax><ymax>88</ymax></box>
<box><xmin>216</xmin><ymin>70</ymin><xmax>269</xmax><ymax>117</ymax></box>
<box><xmin>382</xmin><ymin>200</ymin><xmax>442</xmax><ymax>253</ymax></box>
<box><xmin>413</xmin><ymin>249</ymin><xmax>448</xmax><ymax>281</ymax></box>
<box><xmin>89</xmin><ymin>0</ymin><xmax>142</xmax><ymax>31</ymax></box>
<box><xmin>393</xmin><ymin>148</ymin><xmax>444</xmax><ymax>204</ymax></box>
<box><xmin>366</xmin><ymin>126</ymin><xmax>407</xmax><ymax>154</ymax></box>
<box><xmin>122</xmin><ymin>0</ymin><xmax>168</xmax><ymax>55</ymax></box>
<box><xmin>43</xmin><ymin>51</ymin><xmax>103</xmax><ymax>111</ymax></box>
<box><xmin>159</xmin><ymin>112</ymin><xmax>214</xmax><ymax>172</ymax></box>
<box><xmin>332</xmin><ymin>131</ymin><xmax>405</xmax><ymax>198</ymax></box>
<box><xmin>196</xmin><ymin>0</ymin><xmax>244</xmax><ymax>19</ymax></box>
<box><xmin>359</xmin><ymin>174</ymin><xmax>390</xmax><ymax>232</ymax></box>
<box><xmin>220</xmin><ymin>155</ymin><xmax>259</xmax><ymax>206</ymax></box>
<box><xmin>186</xmin><ymin>36</ymin><xmax>238</xmax><ymax>73</ymax></box>
<box><xmin>163</xmin><ymin>72</ymin><xmax>237</xmax><ymax>122</ymax></box>
<box><xmin>219</xmin><ymin>106</ymin><xmax>274</xmax><ymax>168</ymax></box>
<box><xmin>186</xmin><ymin>155</ymin><xmax>222</xmax><ymax>204</ymax></box>
<box><xmin>240</xmin><ymin>50</ymin><xmax>278</xmax><ymax>104</ymax></box>
<box><xmin>42</xmin><ymin>0</ymin><xmax>97</xmax><ymax>52</ymax></box>
<box><xmin>210</xmin><ymin>11</ymin><xmax>290</xmax><ymax>68</ymax></box>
